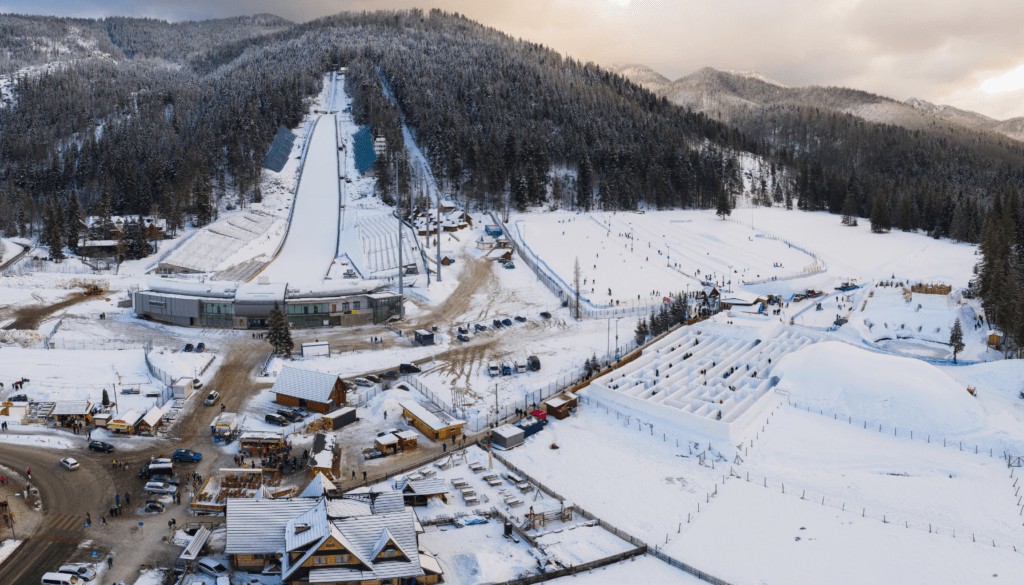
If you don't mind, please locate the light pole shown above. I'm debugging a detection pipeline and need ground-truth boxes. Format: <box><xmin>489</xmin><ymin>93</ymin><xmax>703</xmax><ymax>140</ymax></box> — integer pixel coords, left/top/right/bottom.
<box><xmin>4</xmin><ymin>495</ymin><xmax>14</xmax><ymax>538</ymax></box>
<box><xmin>374</xmin><ymin>136</ymin><xmax>404</xmax><ymax>320</ymax></box>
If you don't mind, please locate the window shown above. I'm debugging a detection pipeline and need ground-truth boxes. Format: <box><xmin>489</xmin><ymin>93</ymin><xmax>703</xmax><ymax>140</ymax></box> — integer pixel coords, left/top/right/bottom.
<box><xmin>342</xmin><ymin>302</ymin><xmax>350</xmax><ymax>311</ymax></box>
<box><xmin>303</xmin><ymin>306</ymin><xmax>309</xmax><ymax>314</ymax></box>
<box><xmin>332</xmin><ymin>304</ymin><xmax>336</xmax><ymax>312</ymax></box>
<box><xmin>353</xmin><ymin>301</ymin><xmax>361</xmax><ymax>310</ymax></box>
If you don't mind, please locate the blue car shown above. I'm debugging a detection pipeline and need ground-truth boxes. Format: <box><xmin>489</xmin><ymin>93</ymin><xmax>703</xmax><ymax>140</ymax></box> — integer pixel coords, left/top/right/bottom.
<box><xmin>172</xmin><ymin>449</ymin><xmax>202</xmax><ymax>462</ymax></box>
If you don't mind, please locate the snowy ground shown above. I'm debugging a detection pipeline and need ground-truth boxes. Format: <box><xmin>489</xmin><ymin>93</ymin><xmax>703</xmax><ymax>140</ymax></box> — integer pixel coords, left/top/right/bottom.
<box><xmin>0</xmin><ymin>539</ymin><xmax>22</xmax><ymax>565</ymax></box>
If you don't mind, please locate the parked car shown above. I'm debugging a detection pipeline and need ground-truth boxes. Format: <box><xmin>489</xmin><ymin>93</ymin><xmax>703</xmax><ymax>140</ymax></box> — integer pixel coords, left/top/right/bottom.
<box><xmin>488</xmin><ymin>362</ymin><xmax>501</xmax><ymax>377</ymax></box>
<box><xmin>540</xmin><ymin>312</ymin><xmax>552</xmax><ymax>319</ymax></box>
<box><xmin>60</xmin><ymin>457</ymin><xmax>80</xmax><ymax>471</ymax></box>
<box><xmin>42</xmin><ymin>572</ymin><xmax>80</xmax><ymax>585</ymax></box>
<box><xmin>365</xmin><ymin>374</ymin><xmax>382</xmax><ymax>384</ymax></box>
<box><xmin>353</xmin><ymin>378</ymin><xmax>373</xmax><ymax>387</ymax></box>
<box><xmin>457</xmin><ymin>326</ymin><xmax>469</xmax><ymax>335</ymax></box>
<box><xmin>196</xmin><ymin>558</ymin><xmax>230</xmax><ymax>578</ymax></box>
<box><xmin>204</xmin><ymin>391</ymin><xmax>219</xmax><ymax>406</ymax></box>
<box><xmin>192</xmin><ymin>378</ymin><xmax>204</xmax><ymax>390</ymax></box>
<box><xmin>528</xmin><ymin>356</ymin><xmax>541</xmax><ymax>371</ymax></box>
<box><xmin>503</xmin><ymin>262</ymin><xmax>515</xmax><ymax>269</ymax></box>
<box><xmin>9</xmin><ymin>394</ymin><xmax>28</xmax><ymax>402</ymax></box>
<box><xmin>501</xmin><ymin>362</ymin><xmax>512</xmax><ymax>376</ymax></box>
<box><xmin>265</xmin><ymin>413</ymin><xmax>288</xmax><ymax>427</ymax></box>
<box><xmin>514</xmin><ymin>360</ymin><xmax>527</xmax><ymax>374</ymax></box>
<box><xmin>195</xmin><ymin>342</ymin><xmax>206</xmax><ymax>353</ymax></box>
<box><xmin>57</xmin><ymin>565</ymin><xmax>96</xmax><ymax>582</ymax></box>
<box><xmin>172</xmin><ymin>449</ymin><xmax>202</xmax><ymax>462</ymax></box>
<box><xmin>148</xmin><ymin>474</ymin><xmax>180</xmax><ymax>486</ymax></box>
<box><xmin>277</xmin><ymin>409</ymin><xmax>303</xmax><ymax>423</ymax></box>
<box><xmin>474</xmin><ymin>323</ymin><xmax>487</xmax><ymax>332</ymax></box>
<box><xmin>376</xmin><ymin>428</ymin><xmax>400</xmax><ymax>438</ymax></box>
<box><xmin>399</xmin><ymin>363</ymin><xmax>421</xmax><ymax>374</ymax></box>
<box><xmin>88</xmin><ymin>441</ymin><xmax>114</xmax><ymax>453</ymax></box>
<box><xmin>381</xmin><ymin>371</ymin><xmax>399</xmax><ymax>380</ymax></box>
<box><xmin>183</xmin><ymin>344</ymin><xmax>194</xmax><ymax>352</ymax></box>
<box><xmin>492</xmin><ymin>319</ymin><xmax>503</xmax><ymax>328</ymax></box>
<box><xmin>514</xmin><ymin>315</ymin><xmax>527</xmax><ymax>322</ymax></box>
<box><xmin>457</xmin><ymin>334</ymin><xmax>470</xmax><ymax>342</ymax></box>
<box><xmin>143</xmin><ymin>481</ymin><xmax>177</xmax><ymax>495</ymax></box>
<box><xmin>143</xmin><ymin>501</ymin><xmax>165</xmax><ymax>514</ymax></box>
<box><xmin>501</xmin><ymin>318</ymin><xmax>512</xmax><ymax>326</ymax></box>
<box><xmin>138</xmin><ymin>460</ymin><xmax>174</xmax><ymax>480</ymax></box>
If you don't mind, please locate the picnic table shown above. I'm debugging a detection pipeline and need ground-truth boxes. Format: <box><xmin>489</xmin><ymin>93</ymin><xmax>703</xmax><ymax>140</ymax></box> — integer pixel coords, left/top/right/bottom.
<box><xmin>469</xmin><ymin>462</ymin><xmax>485</xmax><ymax>473</ymax></box>
<box><xmin>484</xmin><ymin>475</ymin><xmax>503</xmax><ymax>487</ymax></box>
<box><xmin>451</xmin><ymin>478</ymin><xmax>469</xmax><ymax>489</ymax></box>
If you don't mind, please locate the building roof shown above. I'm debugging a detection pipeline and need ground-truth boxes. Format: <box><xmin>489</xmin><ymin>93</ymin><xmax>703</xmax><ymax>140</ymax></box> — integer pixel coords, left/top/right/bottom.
<box><xmin>179</xmin><ymin>525</ymin><xmax>212</xmax><ymax>562</ymax></box>
<box><xmin>238</xmin><ymin>430</ymin><xmax>283</xmax><ymax>442</ymax></box>
<box><xmin>375</xmin><ymin>434</ymin><xmax>400</xmax><ymax>445</ymax></box>
<box><xmin>273</xmin><ymin>367</ymin><xmax>341</xmax><ymax>404</ymax></box>
<box><xmin>235</xmin><ymin>281</ymin><xmax>288</xmax><ymax>303</ymax></box>
<box><xmin>306</xmin><ymin>512</ymin><xmax>423</xmax><ymax>583</ymax></box>
<box><xmin>395</xmin><ymin>430</ymin><xmax>418</xmax><ymax>440</ymax></box>
<box><xmin>110</xmin><ymin>409</ymin><xmax>142</xmax><ymax>427</ymax></box>
<box><xmin>310</xmin><ymin>434</ymin><xmax>336</xmax><ymax>470</ymax></box>
<box><xmin>721</xmin><ymin>290</ymin><xmax>764</xmax><ymax>305</ymax></box>
<box><xmin>492</xmin><ymin>425</ymin><xmax>525</xmax><ymax>440</ymax></box>
<box><xmin>285</xmin><ymin>499</ymin><xmax>331</xmax><ymax>552</ymax></box>
<box><xmin>396</xmin><ymin>478</ymin><xmax>448</xmax><ymax>496</ymax></box>
<box><xmin>225</xmin><ymin>498</ymin><xmax>319</xmax><ymax>554</ymax></box>
<box><xmin>300</xmin><ymin>472</ymin><xmax>338</xmax><ymax>498</ymax></box>
<box><xmin>400</xmin><ymin>401</ymin><xmax>465</xmax><ymax>432</ymax></box>
<box><xmin>140</xmin><ymin>406</ymin><xmax>164</xmax><ymax>428</ymax></box>
<box><xmin>52</xmin><ymin>401</ymin><xmax>91</xmax><ymax>416</ymax></box>
<box><xmin>324</xmin><ymin>491</ymin><xmax>406</xmax><ymax>519</ymax></box>
<box><xmin>547</xmin><ymin>393</ymin><xmax>577</xmax><ymax>409</ymax></box>
<box><xmin>325</xmin><ymin>407</ymin><xmax>356</xmax><ymax>419</ymax></box>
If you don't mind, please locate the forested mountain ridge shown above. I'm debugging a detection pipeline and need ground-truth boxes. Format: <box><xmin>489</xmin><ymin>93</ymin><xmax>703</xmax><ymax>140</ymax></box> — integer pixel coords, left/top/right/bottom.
<box><xmin>1</xmin><ymin>9</ymin><xmax>1022</xmax><ymax>251</ymax></box>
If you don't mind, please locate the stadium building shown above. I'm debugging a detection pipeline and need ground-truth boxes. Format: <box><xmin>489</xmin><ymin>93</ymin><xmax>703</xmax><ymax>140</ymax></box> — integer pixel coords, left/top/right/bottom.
<box><xmin>134</xmin><ymin>278</ymin><xmax>402</xmax><ymax>330</ymax></box>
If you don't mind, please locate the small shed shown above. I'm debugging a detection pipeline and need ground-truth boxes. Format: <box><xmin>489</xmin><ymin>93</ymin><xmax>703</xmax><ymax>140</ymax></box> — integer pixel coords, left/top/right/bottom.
<box><xmin>414</xmin><ymin>329</ymin><xmax>435</xmax><ymax>346</ymax></box>
<box><xmin>172</xmin><ymin>378</ymin><xmax>194</xmax><ymax>400</ymax></box>
<box><xmin>0</xmin><ymin>401</ymin><xmax>28</xmax><ymax>418</ymax></box>
<box><xmin>544</xmin><ymin>392</ymin><xmax>578</xmax><ymax>420</ymax></box>
<box><xmin>323</xmin><ymin>407</ymin><xmax>356</xmax><ymax>430</ymax></box>
<box><xmin>52</xmin><ymin>401</ymin><xmax>93</xmax><ymax>427</ymax></box>
<box><xmin>92</xmin><ymin>412</ymin><xmax>111</xmax><ymax>428</ymax></box>
<box><xmin>272</xmin><ymin>366</ymin><xmax>347</xmax><ymax>413</ymax></box>
<box><xmin>397</xmin><ymin>477</ymin><xmax>448</xmax><ymax>506</ymax></box>
<box><xmin>210</xmin><ymin>412</ymin><xmax>238</xmax><ymax>437</ymax></box>
<box><xmin>491</xmin><ymin>425</ymin><xmax>525</xmax><ymax>450</ymax></box>
<box><xmin>108</xmin><ymin>409</ymin><xmax>143</xmax><ymax>435</ymax></box>
<box><xmin>301</xmin><ymin>341</ymin><xmax>330</xmax><ymax>358</ymax></box>
<box><xmin>401</xmin><ymin>401</ymin><xmax>466</xmax><ymax>441</ymax></box>
<box><xmin>374</xmin><ymin>433</ymin><xmax>400</xmax><ymax>455</ymax></box>
<box><xmin>515</xmin><ymin>415</ymin><xmax>545</xmax><ymax>439</ymax></box>
<box><xmin>395</xmin><ymin>430</ymin><xmax>419</xmax><ymax>451</ymax></box>
<box><xmin>476</xmin><ymin>235</ymin><xmax>497</xmax><ymax>250</ymax></box>
<box><xmin>138</xmin><ymin>406</ymin><xmax>166</xmax><ymax>435</ymax></box>
<box><xmin>988</xmin><ymin>331</ymin><xmax>1002</xmax><ymax>348</ymax></box>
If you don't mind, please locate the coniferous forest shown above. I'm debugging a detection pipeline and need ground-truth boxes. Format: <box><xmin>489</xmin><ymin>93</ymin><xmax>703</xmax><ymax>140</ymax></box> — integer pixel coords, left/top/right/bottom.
<box><xmin>0</xmin><ymin>10</ymin><xmax>1022</xmax><ymax>280</ymax></box>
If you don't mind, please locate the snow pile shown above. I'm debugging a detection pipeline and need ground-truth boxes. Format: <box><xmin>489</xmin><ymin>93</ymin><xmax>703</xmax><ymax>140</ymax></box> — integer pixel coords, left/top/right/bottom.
<box><xmin>0</xmin><ymin>539</ymin><xmax>22</xmax><ymax>565</ymax></box>
<box><xmin>774</xmin><ymin>342</ymin><xmax>985</xmax><ymax>435</ymax></box>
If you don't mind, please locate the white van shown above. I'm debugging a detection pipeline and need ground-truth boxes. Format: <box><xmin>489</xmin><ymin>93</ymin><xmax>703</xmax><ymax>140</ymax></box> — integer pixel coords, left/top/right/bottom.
<box><xmin>41</xmin><ymin>572</ymin><xmax>79</xmax><ymax>585</ymax></box>
<box><xmin>487</xmin><ymin>362</ymin><xmax>500</xmax><ymax>377</ymax></box>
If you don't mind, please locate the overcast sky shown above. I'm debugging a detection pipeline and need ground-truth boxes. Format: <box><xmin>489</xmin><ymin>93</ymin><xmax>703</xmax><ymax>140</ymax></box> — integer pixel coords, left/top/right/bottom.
<box><xmin>4</xmin><ymin>0</ymin><xmax>1024</xmax><ymax>119</ymax></box>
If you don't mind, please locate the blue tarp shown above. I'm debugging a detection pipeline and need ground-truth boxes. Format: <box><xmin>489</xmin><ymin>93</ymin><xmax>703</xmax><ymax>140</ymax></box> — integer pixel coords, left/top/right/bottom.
<box><xmin>262</xmin><ymin>125</ymin><xmax>297</xmax><ymax>172</ymax></box>
<box><xmin>353</xmin><ymin>125</ymin><xmax>377</xmax><ymax>174</ymax></box>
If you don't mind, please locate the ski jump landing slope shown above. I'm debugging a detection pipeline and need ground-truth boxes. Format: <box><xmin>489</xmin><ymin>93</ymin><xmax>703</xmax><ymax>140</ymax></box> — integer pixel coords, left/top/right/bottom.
<box><xmin>260</xmin><ymin>113</ymin><xmax>340</xmax><ymax>285</ymax></box>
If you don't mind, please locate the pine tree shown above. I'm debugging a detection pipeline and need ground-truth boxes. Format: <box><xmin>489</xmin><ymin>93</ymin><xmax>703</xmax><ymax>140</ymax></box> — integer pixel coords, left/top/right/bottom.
<box><xmin>715</xmin><ymin>185</ymin><xmax>732</xmax><ymax>218</ymax></box>
<box><xmin>65</xmin><ymin>190</ymin><xmax>81</xmax><ymax>254</ymax></box>
<box><xmin>899</xmin><ymin>195</ymin><xmax>913</xmax><ymax>232</ymax></box>
<box><xmin>267</xmin><ymin>301</ymin><xmax>294</xmax><ymax>357</ymax></box>
<box><xmin>572</xmin><ymin>257</ymin><xmax>582</xmax><ymax>320</ymax></box>
<box><xmin>576</xmin><ymin>154</ymin><xmax>593</xmax><ymax>211</ymax></box>
<box><xmin>102</xmin><ymin>388</ymin><xmax>110</xmax><ymax>407</ymax></box>
<box><xmin>841</xmin><ymin>192</ymin><xmax>858</xmax><ymax>226</ymax></box>
<box><xmin>784</xmin><ymin>187</ymin><xmax>793</xmax><ymax>210</ymax></box>
<box><xmin>634</xmin><ymin>316</ymin><xmax>649</xmax><ymax>345</ymax></box>
<box><xmin>45</xmin><ymin>197</ymin><xmax>65</xmax><ymax>262</ymax></box>
<box><xmin>870</xmin><ymin>187</ymin><xmax>891</xmax><ymax>233</ymax></box>
<box><xmin>949</xmin><ymin>318</ymin><xmax>965</xmax><ymax>362</ymax></box>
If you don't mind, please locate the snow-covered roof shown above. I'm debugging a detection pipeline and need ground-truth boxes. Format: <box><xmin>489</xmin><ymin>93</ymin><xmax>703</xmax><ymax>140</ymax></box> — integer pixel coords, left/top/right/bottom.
<box><xmin>179</xmin><ymin>525</ymin><xmax>212</xmax><ymax>562</ymax></box>
<box><xmin>235</xmin><ymin>281</ymin><xmax>287</xmax><ymax>303</ymax></box>
<box><xmin>286</xmin><ymin>281</ymin><xmax>380</xmax><ymax>299</ymax></box>
<box><xmin>238</xmin><ymin>430</ymin><xmax>283</xmax><ymax>442</ymax></box>
<box><xmin>395</xmin><ymin>430</ymin><xmax>418</xmax><ymax>440</ymax></box>
<box><xmin>375</xmin><ymin>434</ymin><xmax>399</xmax><ymax>445</ymax></box>
<box><xmin>285</xmin><ymin>499</ymin><xmax>330</xmax><ymax>552</ymax></box>
<box><xmin>492</xmin><ymin>425</ymin><xmax>524</xmax><ymax>440</ymax></box>
<box><xmin>52</xmin><ymin>401</ymin><xmax>91</xmax><ymax>416</ymax></box>
<box><xmin>273</xmin><ymin>367</ymin><xmax>340</xmax><ymax>403</ymax></box>
<box><xmin>400</xmin><ymin>401</ymin><xmax>465</xmax><ymax>432</ymax></box>
<box><xmin>225</xmin><ymin>498</ymin><xmax>319</xmax><ymax>554</ymax></box>
<box><xmin>419</xmin><ymin>552</ymin><xmax>443</xmax><ymax>575</ymax></box>
<box><xmin>396</xmin><ymin>477</ymin><xmax>448</xmax><ymax>496</ymax></box>
<box><xmin>325</xmin><ymin>407</ymin><xmax>356</xmax><ymax>419</ymax></box>
<box><xmin>140</xmin><ymin>406</ymin><xmax>164</xmax><ymax>428</ymax></box>
<box><xmin>307</xmin><ymin>512</ymin><xmax>423</xmax><ymax>583</ymax></box>
<box><xmin>721</xmin><ymin>290</ymin><xmax>764</xmax><ymax>305</ymax></box>
<box><xmin>310</xmin><ymin>434</ymin><xmax>336</xmax><ymax>470</ymax></box>
<box><xmin>146</xmin><ymin>278</ymin><xmax>237</xmax><ymax>298</ymax></box>
<box><xmin>300</xmin><ymin>472</ymin><xmax>338</xmax><ymax>498</ymax></box>
<box><xmin>110</xmin><ymin>409</ymin><xmax>142</xmax><ymax>427</ymax></box>
<box><xmin>324</xmin><ymin>491</ymin><xmax>405</xmax><ymax>519</ymax></box>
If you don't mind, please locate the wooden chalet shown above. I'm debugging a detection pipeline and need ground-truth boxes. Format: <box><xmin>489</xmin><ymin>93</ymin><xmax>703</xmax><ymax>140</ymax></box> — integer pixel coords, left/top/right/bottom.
<box><xmin>273</xmin><ymin>367</ymin><xmax>348</xmax><ymax>414</ymax></box>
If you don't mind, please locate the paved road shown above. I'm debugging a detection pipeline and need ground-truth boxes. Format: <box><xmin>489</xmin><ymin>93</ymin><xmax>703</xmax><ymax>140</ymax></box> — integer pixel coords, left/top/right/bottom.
<box><xmin>0</xmin><ymin>444</ymin><xmax>114</xmax><ymax>585</ymax></box>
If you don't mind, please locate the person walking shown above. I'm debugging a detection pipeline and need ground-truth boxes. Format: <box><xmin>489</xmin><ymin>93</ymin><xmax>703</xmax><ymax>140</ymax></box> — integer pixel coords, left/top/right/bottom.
<box><xmin>107</xmin><ymin>556</ymin><xmax>113</xmax><ymax>569</ymax></box>
<box><xmin>115</xmin><ymin>494</ymin><xmax>120</xmax><ymax>506</ymax></box>
<box><xmin>124</xmin><ymin>492</ymin><xmax>130</xmax><ymax>505</ymax></box>
<box><xmin>101</xmin><ymin>516</ymin><xmax>106</xmax><ymax>526</ymax></box>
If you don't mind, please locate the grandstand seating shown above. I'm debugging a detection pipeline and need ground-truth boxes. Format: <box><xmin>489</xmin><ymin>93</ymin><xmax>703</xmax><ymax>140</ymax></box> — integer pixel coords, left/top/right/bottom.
<box><xmin>160</xmin><ymin>212</ymin><xmax>275</xmax><ymax>274</ymax></box>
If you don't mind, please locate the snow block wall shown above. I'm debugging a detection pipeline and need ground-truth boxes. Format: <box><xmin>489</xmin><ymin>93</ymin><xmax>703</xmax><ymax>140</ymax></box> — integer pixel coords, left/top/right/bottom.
<box><xmin>589</xmin><ymin>325</ymin><xmax>821</xmax><ymax>439</ymax></box>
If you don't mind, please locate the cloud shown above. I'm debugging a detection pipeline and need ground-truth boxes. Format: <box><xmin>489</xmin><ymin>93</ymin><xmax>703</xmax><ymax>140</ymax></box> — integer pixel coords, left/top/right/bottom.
<box><xmin>3</xmin><ymin>0</ymin><xmax>1024</xmax><ymax>118</ymax></box>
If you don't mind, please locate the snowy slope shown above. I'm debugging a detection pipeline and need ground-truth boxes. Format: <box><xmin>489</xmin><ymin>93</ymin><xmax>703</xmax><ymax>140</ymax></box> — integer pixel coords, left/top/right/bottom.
<box><xmin>259</xmin><ymin>112</ymin><xmax>340</xmax><ymax>284</ymax></box>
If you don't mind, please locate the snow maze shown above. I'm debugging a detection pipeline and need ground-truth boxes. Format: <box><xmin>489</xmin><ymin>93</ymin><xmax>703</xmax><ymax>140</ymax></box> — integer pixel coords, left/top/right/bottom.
<box><xmin>357</xmin><ymin>213</ymin><xmax>420</xmax><ymax>276</ymax></box>
<box><xmin>589</xmin><ymin>326</ymin><xmax>821</xmax><ymax>439</ymax></box>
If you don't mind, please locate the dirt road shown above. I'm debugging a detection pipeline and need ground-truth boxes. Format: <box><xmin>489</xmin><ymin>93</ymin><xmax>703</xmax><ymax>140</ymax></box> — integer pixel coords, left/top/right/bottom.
<box><xmin>3</xmin><ymin>289</ymin><xmax>96</xmax><ymax>331</ymax></box>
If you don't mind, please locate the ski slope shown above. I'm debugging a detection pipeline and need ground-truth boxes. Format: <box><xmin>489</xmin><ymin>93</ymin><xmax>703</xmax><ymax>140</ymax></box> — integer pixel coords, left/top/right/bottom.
<box><xmin>259</xmin><ymin>112</ymin><xmax>340</xmax><ymax>284</ymax></box>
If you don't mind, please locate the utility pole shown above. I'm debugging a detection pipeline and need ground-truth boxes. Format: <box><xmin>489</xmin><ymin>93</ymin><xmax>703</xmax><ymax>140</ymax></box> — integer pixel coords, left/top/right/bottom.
<box><xmin>436</xmin><ymin>190</ymin><xmax>442</xmax><ymax>282</ymax></box>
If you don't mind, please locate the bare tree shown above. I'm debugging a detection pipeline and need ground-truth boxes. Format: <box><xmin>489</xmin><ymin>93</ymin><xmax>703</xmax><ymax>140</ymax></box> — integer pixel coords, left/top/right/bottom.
<box><xmin>572</xmin><ymin>256</ymin><xmax>582</xmax><ymax>319</ymax></box>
